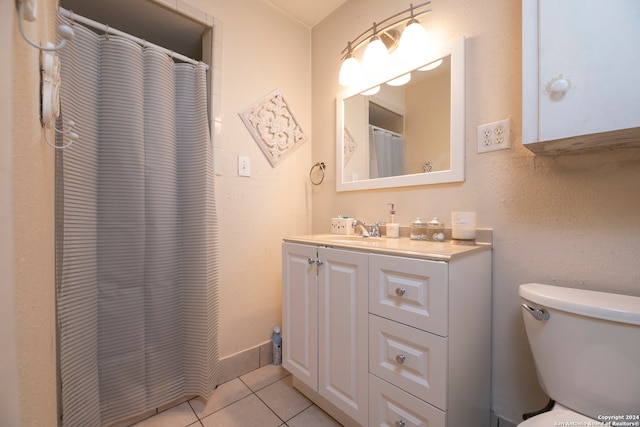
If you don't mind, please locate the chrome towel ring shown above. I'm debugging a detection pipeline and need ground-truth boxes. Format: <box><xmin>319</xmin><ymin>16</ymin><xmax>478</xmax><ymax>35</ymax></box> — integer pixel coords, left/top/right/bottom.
<box><xmin>309</xmin><ymin>162</ymin><xmax>326</xmax><ymax>185</ymax></box>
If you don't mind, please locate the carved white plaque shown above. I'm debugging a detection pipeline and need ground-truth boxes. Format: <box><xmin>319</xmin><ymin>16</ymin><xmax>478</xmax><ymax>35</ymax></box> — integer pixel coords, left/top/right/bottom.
<box><xmin>343</xmin><ymin>127</ymin><xmax>357</xmax><ymax>166</ymax></box>
<box><xmin>239</xmin><ymin>89</ymin><xmax>307</xmax><ymax>167</ymax></box>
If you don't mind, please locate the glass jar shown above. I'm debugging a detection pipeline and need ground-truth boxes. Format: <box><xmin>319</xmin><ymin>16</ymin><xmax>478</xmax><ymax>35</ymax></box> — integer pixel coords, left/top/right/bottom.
<box><xmin>409</xmin><ymin>218</ymin><xmax>427</xmax><ymax>240</ymax></box>
<box><xmin>427</xmin><ymin>217</ymin><xmax>445</xmax><ymax>241</ymax></box>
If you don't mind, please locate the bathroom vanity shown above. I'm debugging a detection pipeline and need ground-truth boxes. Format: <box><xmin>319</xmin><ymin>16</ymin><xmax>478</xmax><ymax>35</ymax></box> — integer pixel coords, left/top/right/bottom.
<box><xmin>282</xmin><ymin>234</ymin><xmax>492</xmax><ymax>427</ymax></box>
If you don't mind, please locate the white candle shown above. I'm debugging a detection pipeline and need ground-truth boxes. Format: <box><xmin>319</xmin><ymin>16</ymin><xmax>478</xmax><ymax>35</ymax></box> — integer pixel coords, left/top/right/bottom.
<box><xmin>451</xmin><ymin>211</ymin><xmax>477</xmax><ymax>240</ymax></box>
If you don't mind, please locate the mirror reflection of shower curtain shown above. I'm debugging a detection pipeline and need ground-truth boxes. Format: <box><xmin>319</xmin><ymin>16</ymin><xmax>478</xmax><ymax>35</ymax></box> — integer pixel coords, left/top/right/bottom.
<box><xmin>55</xmin><ymin>12</ymin><xmax>219</xmax><ymax>427</ymax></box>
<box><xmin>369</xmin><ymin>125</ymin><xmax>407</xmax><ymax>179</ymax></box>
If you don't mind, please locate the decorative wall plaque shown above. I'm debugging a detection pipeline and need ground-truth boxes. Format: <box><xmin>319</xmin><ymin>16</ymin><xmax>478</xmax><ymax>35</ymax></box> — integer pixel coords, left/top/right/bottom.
<box><xmin>343</xmin><ymin>127</ymin><xmax>357</xmax><ymax>166</ymax></box>
<box><xmin>239</xmin><ymin>89</ymin><xmax>307</xmax><ymax>167</ymax></box>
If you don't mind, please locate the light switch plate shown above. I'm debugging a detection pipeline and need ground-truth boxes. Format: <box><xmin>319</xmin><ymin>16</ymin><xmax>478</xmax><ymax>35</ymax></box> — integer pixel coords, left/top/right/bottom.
<box><xmin>238</xmin><ymin>155</ymin><xmax>250</xmax><ymax>177</ymax></box>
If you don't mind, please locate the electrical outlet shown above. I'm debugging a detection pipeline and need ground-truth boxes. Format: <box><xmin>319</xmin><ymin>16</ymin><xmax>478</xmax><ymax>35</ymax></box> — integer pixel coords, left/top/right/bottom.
<box><xmin>477</xmin><ymin>119</ymin><xmax>512</xmax><ymax>153</ymax></box>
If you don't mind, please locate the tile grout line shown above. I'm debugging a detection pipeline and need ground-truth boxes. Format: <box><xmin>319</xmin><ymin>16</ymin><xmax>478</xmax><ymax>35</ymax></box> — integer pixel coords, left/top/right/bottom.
<box><xmin>189</xmin><ymin>369</ymin><xmax>289</xmax><ymax>425</ymax></box>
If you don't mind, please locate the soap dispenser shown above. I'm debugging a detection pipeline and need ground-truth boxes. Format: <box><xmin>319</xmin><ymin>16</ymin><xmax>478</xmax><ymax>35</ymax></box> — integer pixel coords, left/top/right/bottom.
<box><xmin>386</xmin><ymin>203</ymin><xmax>400</xmax><ymax>238</ymax></box>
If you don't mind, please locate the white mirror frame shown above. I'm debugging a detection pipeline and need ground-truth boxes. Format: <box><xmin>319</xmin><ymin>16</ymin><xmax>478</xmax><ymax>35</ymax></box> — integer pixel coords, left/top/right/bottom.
<box><xmin>336</xmin><ymin>37</ymin><xmax>465</xmax><ymax>192</ymax></box>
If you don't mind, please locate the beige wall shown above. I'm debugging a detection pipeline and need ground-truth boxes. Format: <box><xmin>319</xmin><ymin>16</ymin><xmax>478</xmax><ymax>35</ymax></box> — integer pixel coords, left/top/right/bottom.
<box><xmin>1</xmin><ymin>0</ymin><xmax>22</xmax><ymax>426</ymax></box>
<box><xmin>8</xmin><ymin>0</ymin><xmax>311</xmax><ymax>425</ymax></box>
<box><xmin>9</xmin><ymin>0</ymin><xmax>59</xmax><ymax>425</ymax></box>
<box><xmin>312</xmin><ymin>0</ymin><xmax>640</xmax><ymax>423</ymax></box>
<box><xmin>187</xmin><ymin>0</ymin><xmax>312</xmax><ymax>358</ymax></box>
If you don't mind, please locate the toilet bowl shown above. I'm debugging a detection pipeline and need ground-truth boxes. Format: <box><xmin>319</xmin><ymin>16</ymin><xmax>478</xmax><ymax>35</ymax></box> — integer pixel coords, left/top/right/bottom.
<box><xmin>518</xmin><ymin>283</ymin><xmax>640</xmax><ymax>426</ymax></box>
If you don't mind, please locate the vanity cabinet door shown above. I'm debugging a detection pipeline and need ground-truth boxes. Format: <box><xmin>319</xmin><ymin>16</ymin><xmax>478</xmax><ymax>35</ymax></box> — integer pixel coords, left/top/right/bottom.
<box><xmin>317</xmin><ymin>247</ymin><xmax>368</xmax><ymax>426</ymax></box>
<box><xmin>282</xmin><ymin>242</ymin><xmax>318</xmax><ymax>390</ymax></box>
<box><xmin>522</xmin><ymin>0</ymin><xmax>640</xmax><ymax>153</ymax></box>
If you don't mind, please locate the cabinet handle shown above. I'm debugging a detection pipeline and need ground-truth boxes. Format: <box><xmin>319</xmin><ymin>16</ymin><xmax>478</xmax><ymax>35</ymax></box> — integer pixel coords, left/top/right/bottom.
<box><xmin>395</xmin><ymin>420</ymin><xmax>406</xmax><ymax>427</ymax></box>
<box><xmin>308</xmin><ymin>258</ymin><xmax>324</xmax><ymax>266</ymax></box>
<box><xmin>316</xmin><ymin>259</ymin><xmax>324</xmax><ymax>266</ymax></box>
<box><xmin>395</xmin><ymin>354</ymin><xmax>406</xmax><ymax>364</ymax></box>
<box><xmin>395</xmin><ymin>287</ymin><xmax>406</xmax><ymax>296</ymax></box>
<box><xmin>308</xmin><ymin>258</ymin><xmax>316</xmax><ymax>264</ymax></box>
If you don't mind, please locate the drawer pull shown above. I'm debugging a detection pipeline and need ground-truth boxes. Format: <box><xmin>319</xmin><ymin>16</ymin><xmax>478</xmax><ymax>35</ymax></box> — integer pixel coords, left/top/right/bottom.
<box><xmin>395</xmin><ymin>287</ymin><xmax>406</xmax><ymax>296</ymax></box>
<box><xmin>395</xmin><ymin>421</ymin><xmax>406</xmax><ymax>427</ymax></box>
<box><xmin>395</xmin><ymin>354</ymin><xmax>406</xmax><ymax>364</ymax></box>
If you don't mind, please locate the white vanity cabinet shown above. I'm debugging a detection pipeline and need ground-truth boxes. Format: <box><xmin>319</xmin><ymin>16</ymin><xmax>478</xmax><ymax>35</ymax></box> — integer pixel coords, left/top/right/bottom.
<box><xmin>283</xmin><ymin>236</ymin><xmax>492</xmax><ymax>427</ymax></box>
<box><xmin>522</xmin><ymin>0</ymin><xmax>640</xmax><ymax>155</ymax></box>
<box><xmin>368</xmin><ymin>252</ymin><xmax>491</xmax><ymax>427</ymax></box>
<box><xmin>282</xmin><ymin>243</ymin><xmax>368</xmax><ymax>426</ymax></box>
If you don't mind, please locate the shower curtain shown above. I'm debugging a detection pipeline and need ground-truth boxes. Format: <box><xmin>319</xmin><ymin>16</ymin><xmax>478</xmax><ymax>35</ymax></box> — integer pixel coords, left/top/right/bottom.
<box><xmin>369</xmin><ymin>125</ymin><xmax>407</xmax><ymax>178</ymax></box>
<box><xmin>55</xmin><ymin>13</ymin><xmax>219</xmax><ymax>426</ymax></box>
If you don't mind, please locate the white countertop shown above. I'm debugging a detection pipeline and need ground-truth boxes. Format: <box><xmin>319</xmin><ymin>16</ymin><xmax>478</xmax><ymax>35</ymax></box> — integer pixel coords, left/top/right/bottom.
<box><xmin>283</xmin><ymin>233</ymin><xmax>492</xmax><ymax>261</ymax></box>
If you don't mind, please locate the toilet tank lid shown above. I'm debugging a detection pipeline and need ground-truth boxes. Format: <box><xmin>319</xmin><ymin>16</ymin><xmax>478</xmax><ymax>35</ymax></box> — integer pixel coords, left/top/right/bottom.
<box><xmin>519</xmin><ymin>283</ymin><xmax>640</xmax><ymax>326</ymax></box>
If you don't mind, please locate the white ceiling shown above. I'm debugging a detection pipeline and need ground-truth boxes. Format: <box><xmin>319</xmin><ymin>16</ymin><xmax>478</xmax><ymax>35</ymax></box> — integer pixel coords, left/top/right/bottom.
<box><xmin>265</xmin><ymin>0</ymin><xmax>347</xmax><ymax>27</ymax></box>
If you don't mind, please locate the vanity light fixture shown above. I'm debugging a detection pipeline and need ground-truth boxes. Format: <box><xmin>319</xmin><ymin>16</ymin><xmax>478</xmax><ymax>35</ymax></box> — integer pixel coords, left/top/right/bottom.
<box><xmin>397</xmin><ymin>4</ymin><xmax>430</xmax><ymax>61</ymax></box>
<box><xmin>338</xmin><ymin>42</ymin><xmax>361</xmax><ymax>86</ymax></box>
<box><xmin>338</xmin><ymin>1</ymin><xmax>432</xmax><ymax>87</ymax></box>
<box><xmin>361</xmin><ymin>23</ymin><xmax>391</xmax><ymax>74</ymax></box>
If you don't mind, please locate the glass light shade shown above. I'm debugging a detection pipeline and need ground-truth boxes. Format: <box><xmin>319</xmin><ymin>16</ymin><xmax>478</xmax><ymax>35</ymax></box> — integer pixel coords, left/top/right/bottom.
<box><xmin>339</xmin><ymin>55</ymin><xmax>361</xmax><ymax>86</ymax></box>
<box><xmin>397</xmin><ymin>20</ymin><xmax>429</xmax><ymax>61</ymax></box>
<box><xmin>387</xmin><ymin>73</ymin><xmax>411</xmax><ymax>86</ymax></box>
<box><xmin>362</xmin><ymin>37</ymin><xmax>391</xmax><ymax>73</ymax></box>
<box><xmin>419</xmin><ymin>58</ymin><xmax>443</xmax><ymax>71</ymax></box>
<box><xmin>361</xmin><ymin>86</ymin><xmax>380</xmax><ymax>96</ymax></box>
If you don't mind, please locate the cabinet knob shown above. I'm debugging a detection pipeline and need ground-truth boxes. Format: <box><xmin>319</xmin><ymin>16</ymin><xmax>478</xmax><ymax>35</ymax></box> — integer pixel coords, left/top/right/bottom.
<box><xmin>395</xmin><ymin>354</ymin><xmax>406</xmax><ymax>364</ymax></box>
<box><xmin>308</xmin><ymin>257</ymin><xmax>316</xmax><ymax>264</ymax></box>
<box><xmin>395</xmin><ymin>420</ymin><xmax>406</xmax><ymax>427</ymax></box>
<box><xmin>545</xmin><ymin>75</ymin><xmax>572</xmax><ymax>100</ymax></box>
<box><xmin>395</xmin><ymin>287</ymin><xmax>406</xmax><ymax>296</ymax></box>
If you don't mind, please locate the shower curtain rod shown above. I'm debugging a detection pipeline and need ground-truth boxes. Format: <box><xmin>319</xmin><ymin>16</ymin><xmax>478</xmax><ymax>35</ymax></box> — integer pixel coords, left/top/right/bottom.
<box><xmin>58</xmin><ymin>7</ymin><xmax>209</xmax><ymax>70</ymax></box>
<box><xmin>370</xmin><ymin>124</ymin><xmax>403</xmax><ymax>138</ymax></box>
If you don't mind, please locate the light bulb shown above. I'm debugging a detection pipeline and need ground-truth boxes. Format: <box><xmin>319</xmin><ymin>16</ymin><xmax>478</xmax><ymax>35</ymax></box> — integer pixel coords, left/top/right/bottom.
<box><xmin>339</xmin><ymin>55</ymin><xmax>361</xmax><ymax>87</ymax></box>
<box><xmin>362</xmin><ymin>36</ymin><xmax>390</xmax><ymax>73</ymax></box>
<box><xmin>387</xmin><ymin>73</ymin><xmax>411</xmax><ymax>86</ymax></box>
<box><xmin>397</xmin><ymin>20</ymin><xmax>429</xmax><ymax>61</ymax></box>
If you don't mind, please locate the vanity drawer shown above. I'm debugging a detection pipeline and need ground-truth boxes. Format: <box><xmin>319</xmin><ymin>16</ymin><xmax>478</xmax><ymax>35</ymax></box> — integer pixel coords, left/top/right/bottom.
<box><xmin>369</xmin><ymin>373</ymin><xmax>446</xmax><ymax>427</ymax></box>
<box><xmin>369</xmin><ymin>254</ymin><xmax>448</xmax><ymax>337</ymax></box>
<box><xmin>369</xmin><ymin>314</ymin><xmax>448</xmax><ymax>410</ymax></box>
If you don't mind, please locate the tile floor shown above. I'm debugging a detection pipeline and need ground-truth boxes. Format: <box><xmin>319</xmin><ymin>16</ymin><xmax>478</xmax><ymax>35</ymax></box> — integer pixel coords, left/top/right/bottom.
<box><xmin>131</xmin><ymin>364</ymin><xmax>342</xmax><ymax>427</ymax></box>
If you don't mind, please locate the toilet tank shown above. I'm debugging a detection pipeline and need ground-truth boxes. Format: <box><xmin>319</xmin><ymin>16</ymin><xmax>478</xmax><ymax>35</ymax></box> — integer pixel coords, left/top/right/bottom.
<box><xmin>519</xmin><ymin>283</ymin><xmax>640</xmax><ymax>419</ymax></box>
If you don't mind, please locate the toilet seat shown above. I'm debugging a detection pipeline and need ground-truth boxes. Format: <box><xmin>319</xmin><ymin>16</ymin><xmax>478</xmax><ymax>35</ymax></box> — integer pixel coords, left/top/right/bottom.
<box><xmin>518</xmin><ymin>404</ymin><xmax>596</xmax><ymax>426</ymax></box>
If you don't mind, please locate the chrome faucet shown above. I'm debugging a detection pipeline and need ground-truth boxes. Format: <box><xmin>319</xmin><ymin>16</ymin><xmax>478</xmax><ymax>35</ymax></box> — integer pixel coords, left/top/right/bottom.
<box><xmin>352</xmin><ymin>219</ymin><xmax>371</xmax><ymax>237</ymax></box>
<box><xmin>352</xmin><ymin>219</ymin><xmax>381</xmax><ymax>237</ymax></box>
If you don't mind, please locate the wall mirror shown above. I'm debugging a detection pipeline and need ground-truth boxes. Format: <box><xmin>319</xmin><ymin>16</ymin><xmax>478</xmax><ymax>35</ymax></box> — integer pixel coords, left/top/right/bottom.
<box><xmin>336</xmin><ymin>37</ymin><xmax>465</xmax><ymax>191</ymax></box>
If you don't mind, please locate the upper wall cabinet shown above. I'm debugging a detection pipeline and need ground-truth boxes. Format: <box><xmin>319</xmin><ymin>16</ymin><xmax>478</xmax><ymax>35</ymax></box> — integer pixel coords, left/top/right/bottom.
<box><xmin>522</xmin><ymin>0</ymin><xmax>640</xmax><ymax>155</ymax></box>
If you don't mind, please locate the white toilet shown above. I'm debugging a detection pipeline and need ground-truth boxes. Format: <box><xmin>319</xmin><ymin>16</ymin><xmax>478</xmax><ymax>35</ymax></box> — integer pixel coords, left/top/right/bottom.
<box><xmin>518</xmin><ymin>283</ymin><xmax>640</xmax><ymax>426</ymax></box>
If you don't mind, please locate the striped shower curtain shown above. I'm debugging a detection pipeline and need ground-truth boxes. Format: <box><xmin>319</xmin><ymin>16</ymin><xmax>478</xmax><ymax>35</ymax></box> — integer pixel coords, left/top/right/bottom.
<box><xmin>55</xmin><ymin>13</ymin><xmax>219</xmax><ymax>426</ymax></box>
<box><xmin>369</xmin><ymin>126</ymin><xmax>407</xmax><ymax>179</ymax></box>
